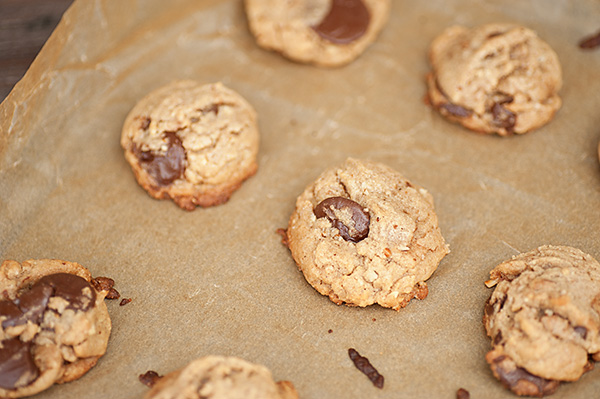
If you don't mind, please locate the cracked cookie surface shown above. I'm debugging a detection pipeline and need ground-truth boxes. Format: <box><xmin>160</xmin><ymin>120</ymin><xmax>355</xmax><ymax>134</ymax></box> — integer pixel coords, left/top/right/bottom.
<box><xmin>121</xmin><ymin>80</ymin><xmax>259</xmax><ymax>210</ymax></box>
<box><xmin>144</xmin><ymin>356</ymin><xmax>298</xmax><ymax>399</ymax></box>
<box><xmin>286</xmin><ymin>158</ymin><xmax>449</xmax><ymax>310</ymax></box>
<box><xmin>427</xmin><ymin>23</ymin><xmax>562</xmax><ymax>136</ymax></box>
<box><xmin>244</xmin><ymin>0</ymin><xmax>390</xmax><ymax>67</ymax></box>
<box><xmin>484</xmin><ymin>245</ymin><xmax>600</xmax><ymax>396</ymax></box>
<box><xmin>0</xmin><ymin>259</ymin><xmax>112</xmax><ymax>398</ymax></box>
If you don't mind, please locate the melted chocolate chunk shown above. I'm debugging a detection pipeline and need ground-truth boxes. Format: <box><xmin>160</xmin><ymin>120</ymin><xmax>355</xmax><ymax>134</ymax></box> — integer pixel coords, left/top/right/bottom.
<box><xmin>0</xmin><ymin>301</ymin><xmax>24</xmax><ymax>328</ymax></box>
<box><xmin>0</xmin><ymin>338</ymin><xmax>39</xmax><ymax>390</ymax></box>
<box><xmin>136</xmin><ymin>132</ymin><xmax>186</xmax><ymax>186</ymax></box>
<box><xmin>15</xmin><ymin>283</ymin><xmax>53</xmax><ymax>324</ymax></box>
<box><xmin>348</xmin><ymin>348</ymin><xmax>384</xmax><ymax>389</ymax></box>
<box><xmin>579</xmin><ymin>30</ymin><xmax>600</xmax><ymax>49</ymax></box>
<box><xmin>312</xmin><ymin>0</ymin><xmax>370</xmax><ymax>44</ymax></box>
<box><xmin>456</xmin><ymin>388</ymin><xmax>470</xmax><ymax>399</ymax></box>
<box><xmin>492</xmin><ymin>358</ymin><xmax>559</xmax><ymax>396</ymax></box>
<box><xmin>35</xmin><ymin>273</ymin><xmax>96</xmax><ymax>311</ymax></box>
<box><xmin>314</xmin><ymin>197</ymin><xmax>370</xmax><ymax>243</ymax></box>
<box><xmin>491</xmin><ymin>102</ymin><xmax>516</xmax><ymax>130</ymax></box>
<box><xmin>139</xmin><ymin>370</ymin><xmax>162</xmax><ymax>388</ymax></box>
<box><xmin>441</xmin><ymin>103</ymin><xmax>472</xmax><ymax>117</ymax></box>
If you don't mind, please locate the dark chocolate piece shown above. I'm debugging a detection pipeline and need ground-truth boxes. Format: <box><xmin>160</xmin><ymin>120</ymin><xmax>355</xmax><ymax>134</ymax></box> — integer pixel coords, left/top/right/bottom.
<box><xmin>0</xmin><ymin>338</ymin><xmax>38</xmax><ymax>390</ymax></box>
<box><xmin>35</xmin><ymin>273</ymin><xmax>96</xmax><ymax>311</ymax></box>
<box><xmin>0</xmin><ymin>301</ymin><xmax>25</xmax><ymax>328</ymax></box>
<box><xmin>312</xmin><ymin>0</ymin><xmax>370</xmax><ymax>44</ymax></box>
<box><xmin>490</xmin><ymin>354</ymin><xmax>559</xmax><ymax>396</ymax></box>
<box><xmin>348</xmin><ymin>348</ymin><xmax>384</xmax><ymax>389</ymax></box>
<box><xmin>139</xmin><ymin>370</ymin><xmax>162</xmax><ymax>388</ymax></box>
<box><xmin>314</xmin><ymin>197</ymin><xmax>370</xmax><ymax>243</ymax></box>
<box><xmin>119</xmin><ymin>298</ymin><xmax>132</xmax><ymax>306</ymax></box>
<box><xmin>441</xmin><ymin>103</ymin><xmax>472</xmax><ymax>117</ymax></box>
<box><xmin>491</xmin><ymin>102</ymin><xmax>516</xmax><ymax>130</ymax></box>
<box><xmin>137</xmin><ymin>131</ymin><xmax>186</xmax><ymax>186</ymax></box>
<box><xmin>456</xmin><ymin>388</ymin><xmax>470</xmax><ymax>399</ymax></box>
<box><xmin>579</xmin><ymin>30</ymin><xmax>600</xmax><ymax>49</ymax></box>
<box><xmin>106</xmin><ymin>288</ymin><xmax>121</xmax><ymax>300</ymax></box>
<box><xmin>574</xmin><ymin>326</ymin><xmax>588</xmax><ymax>340</ymax></box>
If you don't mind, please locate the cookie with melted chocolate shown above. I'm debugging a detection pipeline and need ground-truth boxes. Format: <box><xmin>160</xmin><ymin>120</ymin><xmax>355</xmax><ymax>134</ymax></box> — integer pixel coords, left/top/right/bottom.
<box><xmin>484</xmin><ymin>246</ymin><xmax>600</xmax><ymax>396</ymax></box>
<box><xmin>244</xmin><ymin>0</ymin><xmax>391</xmax><ymax>67</ymax></box>
<box><xmin>0</xmin><ymin>259</ymin><xmax>112</xmax><ymax>398</ymax></box>
<box><xmin>121</xmin><ymin>81</ymin><xmax>259</xmax><ymax>210</ymax></box>
<box><xmin>286</xmin><ymin>158</ymin><xmax>449</xmax><ymax>310</ymax></box>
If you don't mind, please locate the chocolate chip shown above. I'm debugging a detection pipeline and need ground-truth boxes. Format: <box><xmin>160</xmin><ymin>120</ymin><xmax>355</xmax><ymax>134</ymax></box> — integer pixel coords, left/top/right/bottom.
<box><xmin>199</xmin><ymin>104</ymin><xmax>220</xmax><ymax>115</ymax></box>
<box><xmin>312</xmin><ymin>0</ymin><xmax>370</xmax><ymax>44</ymax></box>
<box><xmin>139</xmin><ymin>370</ymin><xmax>162</xmax><ymax>388</ymax></box>
<box><xmin>491</xmin><ymin>102</ymin><xmax>516</xmax><ymax>130</ymax></box>
<box><xmin>441</xmin><ymin>103</ymin><xmax>472</xmax><ymax>117</ymax></box>
<box><xmin>136</xmin><ymin>131</ymin><xmax>186</xmax><ymax>186</ymax></box>
<box><xmin>492</xmin><ymin>359</ymin><xmax>559</xmax><ymax>396</ymax></box>
<box><xmin>35</xmin><ymin>273</ymin><xmax>96</xmax><ymax>311</ymax></box>
<box><xmin>575</xmin><ymin>326</ymin><xmax>588</xmax><ymax>340</ymax></box>
<box><xmin>456</xmin><ymin>388</ymin><xmax>470</xmax><ymax>399</ymax></box>
<box><xmin>579</xmin><ymin>30</ymin><xmax>600</xmax><ymax>49</ymax></box>
<box><xmin>348</xmin><ymin>348</ymin><xmax>384</xmax><ymax>389</ymax></box>
<box><xmin>91</xmin><ymin>276</ymin><xmax>115</xmax><ymax>293</ymax></box>
<box><xmin>0</xmin><ymin>338</ymin><xmax>39</xmax><ymax>390</ymax></box>
<box><xmin>106</xmin><ymin>288</ymin><xmax>121</xmax><ymax>300</ymax></box>
<box><xmin>140</xmin><ymin>116</ymin><xmax>151</xmax><ymax>130</ymax></box>
<box><xmin>314</xmin><ymin>197</ymin><xmax>370</xmax><ymax>243</ymax></box>
<box><xmin>15</xmin><ymin>283</ymin><xmax>53</xmax><ymax>324</ymax></box>
<box><xmin>119</xmin><ymin>298</ymin><xmax>132</xmax><ymax>306</ymax></box>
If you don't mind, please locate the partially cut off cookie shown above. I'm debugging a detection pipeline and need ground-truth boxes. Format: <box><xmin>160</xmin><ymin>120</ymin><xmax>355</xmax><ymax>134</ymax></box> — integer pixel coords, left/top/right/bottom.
<box><xmin>484</xmin><ymin>245</ymin><xmax>600</xmax><ymax>397</ymax></box>
<box><xmin>121</xmin><ymin>81</ymin><xmax>259</xmax><ymax>210</ymax></box>
<box><xmin>245</xmin><ymin>0</ymin><xmax>391</xmax><ymax>67</ymax></box>
<box><xmin>0</xmin><ymin>259</ymin><xmax>112</xmax><ymax>398</ymax></box>
<box><xmin>143</xmin><ymin>356</ymin><xmax>298</xmax><ymax>399</ymax></box>
<box><xmin>286</xmin><ymin>158</ymin><xmax>449</xmax><ymax>310</ymax></box>
<box><xmin>427</xmin><ymin>23</ymin><xmax>562</xmax><ymax>136</ymax></box>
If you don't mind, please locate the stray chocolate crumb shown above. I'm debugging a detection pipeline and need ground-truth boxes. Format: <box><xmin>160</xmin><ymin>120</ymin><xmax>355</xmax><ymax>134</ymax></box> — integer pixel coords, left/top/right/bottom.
<box><xmin>120</xmin><ymin>298</ymin><xmax>132</xmax><ymax>306</ymax></box>
<box><xmin>579</xmin><ymin>30</ymin><xmax>600</xmax><ymax>49</ymax></box>
<box><xmin>106</xmin><ymin>288</ymin><xmax>121</xmax><ymax>300</ymax></box>
<box><xmin>328</xmin><ymin>329</ymin><xmax>333</xmax><ymax>334</ymax></box>
<box><xmin>457</xmin><ymin>387</ymin><xmax>470</xmax><ymax>399</ymax></box>
<box><xmin>372</xmin><ymin>318</ymin><xmax>376</xmax><ymax>322</ymax></box>
<box><xmin>348</xmin><ymin>348</ymin><xmax>384</xmax><ymax>389</ymax></box>
<box><xmin>91</xmin><ymin>276</ymin><xmax>115</xmax><ymax>292</ymax></box>
<box><xmin>276</xmin><ymin>228</ymin><xmax>289</xmax><ymax>248</ymax></box>
<box><xmin>139</xmin><ymin>370</ymin><xmax>162</xmax><ymax>388</ymax></box>
<box><xmin>441</xmin><ymin>103</ymin><xmax>472</xmax><ymax>117</ymax></box>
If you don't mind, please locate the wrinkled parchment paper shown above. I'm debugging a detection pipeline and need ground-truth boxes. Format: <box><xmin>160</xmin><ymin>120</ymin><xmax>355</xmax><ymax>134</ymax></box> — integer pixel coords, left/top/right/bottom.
<box><xmin>1</xmin><ymin>1</ymin><xmax>600</xmax><ymax>398</ymax></box>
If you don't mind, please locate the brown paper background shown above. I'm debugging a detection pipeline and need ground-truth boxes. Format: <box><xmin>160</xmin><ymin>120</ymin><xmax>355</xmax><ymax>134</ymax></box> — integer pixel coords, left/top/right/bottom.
<box><xmin>1</xmin><ymin>0</ymin><xmax>600</xmax><ymax>398</ymax></box>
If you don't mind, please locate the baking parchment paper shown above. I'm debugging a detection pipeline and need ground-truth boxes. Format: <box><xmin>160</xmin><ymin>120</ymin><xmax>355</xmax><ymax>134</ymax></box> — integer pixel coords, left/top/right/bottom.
<box><xmin>1</xmin><ymin>0</ymin><xmax>600</xmax><ymax>398</ymax></box>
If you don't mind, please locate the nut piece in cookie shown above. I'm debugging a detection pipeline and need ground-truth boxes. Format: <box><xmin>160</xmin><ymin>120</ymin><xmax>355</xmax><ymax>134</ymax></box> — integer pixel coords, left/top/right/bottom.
<box><xmin>286</xmin><ymin>158</ymin><xmax>449</xmax><ymax>310</ymax></box>
<box><xmin>483</xmin><ymin>245</ymin><xmax>600</xmax><ymax>396</ymax></box>
<box><xmin>426</xmin><ymin>23</ymin><xmax>562</xmax><ymax>136</ymax></box>
<box><xmin>143</xmin><ymin>356</ymin><xmax>298</xmax><ymax>399</ymax></box>
<box><xmin>121</xmin><ymin>81</ymin><xmax>259</xmax><ymax>210</ymax></box>
<box><xmin>244</xmin><ymin>0</ymin><xmax>391</xmax><ymax>67</ymax></box>
<box><xmin>0</xmin><ymin>259</ymin><xmax>112</xmax><ymax>398</ymax></box>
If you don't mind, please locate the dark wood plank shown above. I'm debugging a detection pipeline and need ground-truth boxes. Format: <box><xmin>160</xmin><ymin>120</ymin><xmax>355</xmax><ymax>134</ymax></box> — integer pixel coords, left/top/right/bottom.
<box><xmin>0</xmin><ymin>0</ymin><xmax>75</xmax><ymax>101</ymax></box>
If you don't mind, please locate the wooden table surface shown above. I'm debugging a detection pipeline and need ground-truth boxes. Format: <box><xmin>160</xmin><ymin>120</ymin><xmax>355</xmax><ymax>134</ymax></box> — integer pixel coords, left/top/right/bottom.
<box><xmin>0</xmin><ymin>0</ymin><xmax>75</xmax><ymax>102</ymax></box>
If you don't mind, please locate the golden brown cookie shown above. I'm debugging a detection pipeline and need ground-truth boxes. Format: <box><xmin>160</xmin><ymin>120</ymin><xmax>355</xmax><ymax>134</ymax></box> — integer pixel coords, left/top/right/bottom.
<box><xmin>0</xmin><ymin>259</ymin><xmax>112</xmax><ymax>398</ymax></box>
<box><xmin>143</xmin><ymin>356</ymin><xmax>298</xmax><ymax>399</ymax></box>
<box><xmin>121</xmin><ymin>81</ymin><xmax>259</xmax><ymax>210</ymax></box>
<box><xmin>244</xmin><ymin>0</ymin><xmax>391</xmax><ymax>67</ymax></box>
<box><xmin>286</xmin><ymin>158</ymin><xmax>449</xmax><ymax>310</ymax></box>
<box><xmin>484</xmin><ymin>246</ymin><xmax>600</xmax><ymax>396</ymax></box>
<box><xmin>427</xmin><ymin>23</ymin><xmax>562</xmax><ymax>136</ymax></box>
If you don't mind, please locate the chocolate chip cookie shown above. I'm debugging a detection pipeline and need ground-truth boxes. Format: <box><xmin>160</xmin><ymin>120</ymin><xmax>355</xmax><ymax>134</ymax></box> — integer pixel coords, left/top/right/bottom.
<box><xmin>0</xmin><ymin>259</ymin><xmax>112</xmax><ymax>398</ymax></box>
<box><xmin>244</xmin><ymin>0</ymin><xmax>391</xmax><ymax>67</ymax></box>
<box><xmin>121</xmin><ymin>81</ymin><xmax>259</xmax><ymax>210</ymax></box>
<box><xmin>286</xmin><ymin>158</ymin><xmax>449</xmax><ymax>310</ymax></box>
<box><xmin>143</xmin><ymin>356</ymin><xmax>298</xmax><ymax>399</ymax></box>
<box><xmin>484</xmin><ymin>246</ymin><xmax>600</xmax><ymax>396</ymax></box>
<box><xmin>427</xmin><ymin>23</ymin><xmax>562</xmax><ymax>136</ymax></box>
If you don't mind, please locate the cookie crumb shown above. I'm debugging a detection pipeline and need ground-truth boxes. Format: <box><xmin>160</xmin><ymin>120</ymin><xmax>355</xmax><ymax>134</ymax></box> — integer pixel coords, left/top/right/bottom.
<box><xmin>328</xmin><ymin>329</ymin><xmax>333</xmax><ymax>333</ymax></box>
<box><xmin>276</xmin><ymin>228</ymin><xmax>289</xmax><ymax>247</ymax></box>
<box><xmin>119</xmin><ymin>298</ymin><xmax>132</xmax><ymax>306</ymax></box>
<box><xmin>456</xmin><ymin>388</ymin><xmax>470</xmax><ymax>399</ymax></box>
<box><xmin>106</xmin><ymin>288</ymin><xmax>121</xmax><ymax>300</ymax></box>
<box><xmin>91</xmin><ymin>276</ymin><xmax>115</xmax><ymax>292</ymax></box>
<box><xmin>579</xmin><ymin>30</ymin><xmax>600</xmax><ymax>49</ymax></box>
<box><xmin>139</xmin><ymin>370</ymin><xmax>162</xmax><ymax>388</ymax></box>
<box><xmin>372</xmin><ymin>318</ymin><xmax>376</xmax><ymax>322</ymax></box>
<box><xmin>348</xmin><ymin>348</ymin><xmax>384</xmax><ymax>389</ymax></box>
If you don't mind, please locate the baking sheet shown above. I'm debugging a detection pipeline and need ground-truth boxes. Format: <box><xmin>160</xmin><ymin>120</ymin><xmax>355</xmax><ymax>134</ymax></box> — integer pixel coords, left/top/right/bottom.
<box><xmin>1</xmin><ymin>0</ymin><xmax>600</xmax><ymax>398</ymax></box>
